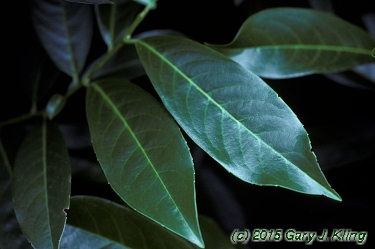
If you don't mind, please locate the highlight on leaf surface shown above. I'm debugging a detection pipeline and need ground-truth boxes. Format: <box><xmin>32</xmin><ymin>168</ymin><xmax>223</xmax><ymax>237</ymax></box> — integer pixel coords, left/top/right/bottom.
<box><xmin>136</xmin><ymin>35</ymin><xmax>341</xmax><ymax>201</ymax></box>
<box><xmin>12</xmin><ymin>120</ymin><xmax>71</xmax><ymax>249</ymax></box>
<box><xmin>207</xmin><ymin>8</ymin><xmax>375</xmax><ymax>78</ymax></box>
<box><xmin>86</xmin><ymin>79</ymin><xmax>204</xmax><ymax>247</ymax></box>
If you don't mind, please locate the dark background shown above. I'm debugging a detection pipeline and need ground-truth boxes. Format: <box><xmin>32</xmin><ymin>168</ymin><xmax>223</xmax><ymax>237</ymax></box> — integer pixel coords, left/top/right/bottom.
<box><xmin>1</xmin><ymin>0</ymin><xmax>374</xmax><ymax>248</ymax></box>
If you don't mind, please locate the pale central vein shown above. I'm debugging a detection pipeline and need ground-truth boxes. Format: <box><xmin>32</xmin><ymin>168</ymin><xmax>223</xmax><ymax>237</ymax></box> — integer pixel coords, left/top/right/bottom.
<box><xmin>42</xmin><ymin>120</ymin><xmax>53</xmax><ymax>247</ymax></box>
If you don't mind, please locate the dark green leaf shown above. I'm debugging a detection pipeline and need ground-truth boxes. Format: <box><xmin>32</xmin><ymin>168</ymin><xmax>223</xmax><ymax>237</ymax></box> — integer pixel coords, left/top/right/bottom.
<box><xmin>86</xmin><ymin>79</ymin><xmax>204</xmax><ymax>247</ymax></box>
<box><xmin>0</xmin><ymin>140</ymin><xmax>31</xmax><ymax>249</ymax></box>
<box><xmin>12</xmin><ymin>120</ymin><xmax>71</xmax><ymax>248</ymax></box>
<box><xmin>136</xmin><ymin>35</ymin><xmax>341</xmax><ymax>201</ymax></box>
<box><xmin>31</xmin><ymin>0</ymin><xmax>93</xmax><ymax>81</ymax></box>
<box><xmin>60</xmin><ymin>196</ymin><xmax>198</xmax><ymax>249</ymax></box>
<box><xmin>207</xmin><ymin>8</ymin><xmax>375</xmax><ymax>78</ymax></box>
<box><xmin>199</xmin><ymin>216</ymin><xmax>239</xmax><ymax>249</ymax></box>
<box><xmin>89</xmin><ymin>45</ymin><xmax>145</xmax><ymax>81</ymax></box>
<box><xmin>95</xmin><ymin>0</ymin><xmax>142</xmax><ymax>49</ymax></box>
<box><xmin>65</xmin><ymin>0</ymin><xmax>114</xmax><ymax>4</ymax></box>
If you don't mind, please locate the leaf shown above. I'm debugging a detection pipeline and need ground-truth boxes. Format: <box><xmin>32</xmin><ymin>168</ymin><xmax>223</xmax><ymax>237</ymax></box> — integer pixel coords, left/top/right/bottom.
<box><xmin>65</xmin><ymin>0</ymin><xmax>114</xmax><ymax>4</ymax></box>
<box><xmin>60</xmin><ymin>196</ymin><xmax>199</xmax><ymax>249</ymax></box>
<box><xmin>206</xmin><ymin>8</ymin><xmax>375</xmax><ymax>79</ymax></box>
<box><xmin>0</xmin><ymin>140</ymin><xmax>31</xmax><ymax>249</ymax></box>
<box><xmin>136</xmin><ymin>35</ymin><xmax>341</xmax><ymax>201</ymax></box>
<box><xmin>95</xmin><ymin>0</ymin><xmax>142</xmax><ymax>49</ymax></box>
<box><xmin>12</xmin><ymin>120</ymin><xmax>71</xmax><ymax>249</ymax></box>
<box><xmin>199</xmin><ymin>216</ymin><xmax>239</xmax><ymax>249</ymax></box>
<box><xmin>86</xmin><ymin>79</ymin><xmax>204</xmax><ymax>247</ymax></box>
<box><xmin>31</xmin><ymin>0</ymin><xmax>93</xmax><ymax>81</ymax></box>
<box><xmin>88</xmin><ymin>44</ymin><xmax>145</xmax><ymax>81</ymax></box>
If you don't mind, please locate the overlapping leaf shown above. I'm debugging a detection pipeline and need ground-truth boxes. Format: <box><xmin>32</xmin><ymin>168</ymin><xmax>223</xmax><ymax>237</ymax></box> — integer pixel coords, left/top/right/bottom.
<box><xmin>136</xmin><ymin>35</ymin><xmax>341</xmax><ymax>201</ymax></box>
<box><xmin>207</xmin><ymin>8</ymin><xmax>375</xmax><ymax>78</ymax></box>
<box><xmin>60</xmin><ymin>196</ymin><xmax>199</xmax><ymax>249</ymax></box>
<box><xmin>12</xmin><ymin>120</ymin><xmax>71</xmax><ymax>249</ymax></box>
<box><xmin>86</xmin><ymin>79</ymin><xmax>204</xmax><ymax>247</ymax></box>
<box><xmin>31</xmin><ymin>0</ymin><xmax>93</xmax><ymax>80</ymax></box>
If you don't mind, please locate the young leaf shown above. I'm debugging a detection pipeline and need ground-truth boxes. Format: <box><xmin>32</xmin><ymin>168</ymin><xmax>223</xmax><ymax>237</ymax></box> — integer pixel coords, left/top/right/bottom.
<box><xmin>60</xmin><ymin>196</ymin><xmax>198</xmax><ymax>248</ymax></box>
<box><xmin>95</xmin><ymin>0</ymin><xmax>142</xmax><ymax>49</ymax></box>
<box><xmin>207</xmin><ymin>8</ymin><xmax>375</xmax><ymax>79</ymax></box>
<box><xmin>136</xmin><ymin>35</ymin><xmax>341</xmax><ymax>201</ymax></box>
<box><xmin>12</xmin><ymin>120</ymin><xmax>71</xmax><ymax>249</ymax></box>
<box><xmin>86</xmin><ymin>79</ymin><xmax>204</xmax><ymax>247</ymax></box>
<box><xmin>46</xmin><ymin>94</ymin><xmax>67</xmax><ymax>120</ymax></box>
<box><xmin>31</xmin><ymin>0</ymin><xmax>93</xmax><ymax>81</ymax></box>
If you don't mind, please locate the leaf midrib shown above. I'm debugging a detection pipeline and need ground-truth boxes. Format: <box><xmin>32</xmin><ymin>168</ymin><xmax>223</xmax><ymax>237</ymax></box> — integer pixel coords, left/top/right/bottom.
<box><xmin>42</xmin><ymin>120</ymin><xmax>53</xmax><ymax>248</ymax></box>
<box><xmin>138</xmin><ymin>40</ymin><xmax>333</xmax><ymax>191</ymax></box>
<box><xmin>91</xmin><ymin>83</ymin><xmax>198</xmax><ymax>240</ymax></box>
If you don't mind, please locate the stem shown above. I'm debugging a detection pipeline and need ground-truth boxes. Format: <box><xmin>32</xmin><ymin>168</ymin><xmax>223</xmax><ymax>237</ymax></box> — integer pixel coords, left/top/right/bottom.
<box><xmin>0</xmin><ymin>137</ymin><xmax>12</xmax><ymax>179</ymax></box>
<box><xmin>81</xmin><ymin>41</ymin><xmax>124</xmax><ymax>86</ymax></box>
<box><xmin>0</xmin><ymin>111</ymin><xmax>44</xmax><ymax>128</ymax></box>
<box><xmin>82</xmin><ymin>4</ymin><xmax>153</xmax><ymax>85</ymax></box>
<box><xmin>123</xmin><ymin>5</ymin><xmax>152</xmax><ymax>42</ymax></box>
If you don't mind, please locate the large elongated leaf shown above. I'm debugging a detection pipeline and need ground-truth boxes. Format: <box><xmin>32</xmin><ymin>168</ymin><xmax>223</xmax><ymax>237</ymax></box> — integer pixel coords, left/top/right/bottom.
<box><xmin>31</xmin><ymin>0</ymin><xmax>93</xmax><ymax>80</ymax></box>
<box><xmin>86</xmin><ymin>79</ymin><xmax>203</xmax><ymax>247</ymax></box>
<box><xmin>12</xmin><ymin>120</ymin><xmax>71</xmax><ymax>249</ymax></box>
<box><xmin>60</xmin><ymin>196</ymin><xmax>198</xmax><ymax>249</ymax></box>
<box><xmin>207</xmin><ymin>8</ymin><xmax>375</xmax><ymax>78</ymax></box>
<box><xmin>136</xmin><ymin>35</ymin><xmax>341</xmax><ymax>201</ymax></box>
<box><xmin>95</xmin><ymin>0</ymin><xmax>142</xmax><ymax>49</ymax></box>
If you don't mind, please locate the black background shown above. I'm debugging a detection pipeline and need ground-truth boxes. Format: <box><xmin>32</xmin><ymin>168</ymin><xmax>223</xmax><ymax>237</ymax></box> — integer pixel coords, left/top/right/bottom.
<box><xmin>1</xmin><ymin>0</ymin><xmax>374</xmax><ymax>248</ymax></box>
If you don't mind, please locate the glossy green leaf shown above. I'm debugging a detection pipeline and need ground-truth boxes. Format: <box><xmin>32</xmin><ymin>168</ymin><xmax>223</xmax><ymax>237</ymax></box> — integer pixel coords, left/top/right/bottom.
<box><xmin>207</xmin><ymin>8</ymin><xmax>375</xmax><ymax>79</ymax></box>
<box><xmin>12</xmin><ymin>120</ymin><xmax>71</xmax><ymax>249</ymax></box>
<box><xmin>136</xmin><ymin>35</ymin><xmax>341</xmax><ymax>201</ymax></box>
<box><xmin>96</xmin><ymin>0</ymin><xmax>142</xmax><ymax>49</ymax></box>
<box><xmin>31</xmin><ymin>0</ymin><xmax>93</xmax><ymax>81</ymax></box>
<box><xmin>60</xmin><ymin>196</ymin><xmax>199</xmax><ymax>249</ymax></box>
<box><xmin>46</xmin><ymin>94</ymin><xmax>67</xmax><ymax>120</ymax></box>
<box><xmin>86</xmin><ymin>79</ymin><xmax>204</xmax><ymax>247</ymax></box>
<box><xmin>65</xmin><ymin>0</ymin><xmax>114</xmax><ymax>4</ymax></box>
<box><xmin>0</xmin><ymin>140</ymin><xmax>31</xmax><ymax>249</ymax></box>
